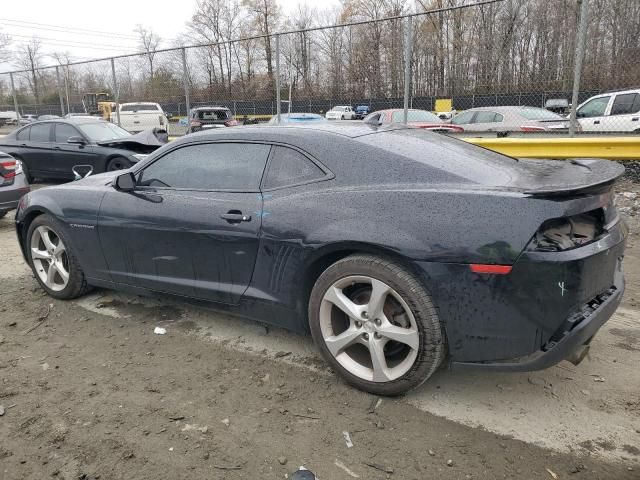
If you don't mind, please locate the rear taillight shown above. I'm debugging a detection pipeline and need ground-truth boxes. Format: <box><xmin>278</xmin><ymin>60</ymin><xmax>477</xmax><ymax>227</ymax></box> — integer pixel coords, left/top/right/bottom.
<box><xmin>159</xmin><ymin>115</ymin><xmax>165</xmax><ymax>125</ymax></box>
<box><xmin>224</xmin><ymin>119</ymin><xmax>239</xmax><ymax>127</ymax></box>
<box><xmin>190</xmin><ymin>120</ymin><xmax>202</xmax><ymax>127</ymax></box>
<box><xmin>1</xmin><ymin>159</ymin><xmax>17</xmax><ymax>179</ymax></box>
<box><xmin>520</xmin><ymin>125</ymin><xmax>546</xmax><ymax>132</ymax></box>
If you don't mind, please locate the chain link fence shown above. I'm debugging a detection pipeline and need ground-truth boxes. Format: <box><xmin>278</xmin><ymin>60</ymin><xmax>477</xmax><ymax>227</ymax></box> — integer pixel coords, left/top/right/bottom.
<box><xmin>0</xmin><ymin>0</ymin><xmax>638</xmax><ymax>136</ymax></box>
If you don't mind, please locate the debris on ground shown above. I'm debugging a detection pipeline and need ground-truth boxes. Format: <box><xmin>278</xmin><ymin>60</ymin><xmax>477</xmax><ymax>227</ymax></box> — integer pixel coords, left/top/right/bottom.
<box><xmin>364</xmin><ymin>462</ymin><xmax>394</xmax><ymax>474</ymax></box>
<box><xmin>334</xmin><ymin>459</ymin><xmax>359</xmax><ymax>478</ymax></box>
<box><xmin>447</xmin><ymin>459</ymin><xmax>454</xmax><ymax>467</ymax></box>
<box><xmin>153</xmin><ymin>327</ymin><xmax>167</xmax><ymax>335</ymax></box>
<box><xmin>23</xmin><ymin>304</ymin><xmax>52</xmax><ymax>334</ymax></box>
<box><xmin>277</xmin><ymin>456</ymin><xmax>287</xmax><ymax>465</ymax></box>
<box><xmin>342</xmin><ymin>430</ymin><xmax>354</xmax><ymax>448</ymax></box>
<box><xmin>0</xmin><ymin>405</ymin><xmax>5</xmax><ymax>416</ymax></box>
<box><xmin>546</xmin><ymin>467</ymin><xmax>558</xmax><ymax>479</ymax></box>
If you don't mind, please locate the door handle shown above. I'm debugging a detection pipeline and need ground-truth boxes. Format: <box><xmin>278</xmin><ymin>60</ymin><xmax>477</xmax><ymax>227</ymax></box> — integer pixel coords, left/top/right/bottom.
<box><xmin>54</xmin><ymin>146</ymin><xmax>61</xmax><ymax>150</ymax></box>
<box><xmin>594</xmin><ymin>120</ymin><xmax>600</xmax><ymax>124</ymax></box>
<box><xmin>632</xmin><ymin>117</ymin><xmax>639</xmax><ymax>122</ymax></box>
<box><xmin>220</xmin><ymin>211</ymin><xmax>251</xmax><ymax>223</ymax></box>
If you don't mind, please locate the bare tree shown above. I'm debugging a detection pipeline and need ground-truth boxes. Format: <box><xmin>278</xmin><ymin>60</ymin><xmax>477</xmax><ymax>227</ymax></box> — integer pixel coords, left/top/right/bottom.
<box><xmin>243</xmin><ymin>0</ymin><xmax>280</xmax><ymax>83</ymax></box>
<box><xmin>15</xmin><ymin>37</ymin><xmax>43</xmax><ymax>103</ymax></box>
<box><xmin>135</xmin><ymin>25</ymin><xmax>161</xmax><ymax>79</ymax></box>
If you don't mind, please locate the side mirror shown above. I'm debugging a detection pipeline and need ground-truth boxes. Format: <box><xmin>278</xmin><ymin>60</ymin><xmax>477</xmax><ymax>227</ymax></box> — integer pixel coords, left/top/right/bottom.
<box><xmin>67</xmin><ymin>136</ymin><xmax>86</xmax><ymax>145</ymax></box>
<box><xmin>114</xmin><ymin>172</ymin><xmax>136</xmax><ymax>192</ymax></box>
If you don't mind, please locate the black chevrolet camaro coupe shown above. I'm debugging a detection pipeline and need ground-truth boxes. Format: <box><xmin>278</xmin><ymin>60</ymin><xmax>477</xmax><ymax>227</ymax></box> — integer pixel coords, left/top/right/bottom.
<box><xmin>14</xmin><ymin>124</ymin><xmax>626</xmax><ymax>395</ymax></box>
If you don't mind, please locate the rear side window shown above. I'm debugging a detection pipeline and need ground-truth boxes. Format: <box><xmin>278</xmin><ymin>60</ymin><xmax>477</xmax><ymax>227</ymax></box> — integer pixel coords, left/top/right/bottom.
<box><xmin>610</xmin><ymin>93</ymin><xmax>639</xmax><ymax>115</ymax></box>
<box><xmin>473</xmin><ymin>111</ymin><xmax>501</xmax><ymax>123</ymax></box>
<box><xmin>30</xmin><ymin>123</ymin><xmax>52</xmax><ymax>142</ymax></box>
<box><xmin>16</xmin><ymin>126</ymin><xmax>30</xmax><ymax>141</ymax></box>
<box><xmin>519</xmin><ymin>108</ymin><xmax>563</xmax><ymax>120</ymax></box>
<box><xmin>263</xmin><ymin>146</ymin><xmax>325</xmax><ymax>189</ymax></box>
<box><xmin>139</xmin><ymin>142</ymin><xmax>270</xmax><ymax>191</ymax></box>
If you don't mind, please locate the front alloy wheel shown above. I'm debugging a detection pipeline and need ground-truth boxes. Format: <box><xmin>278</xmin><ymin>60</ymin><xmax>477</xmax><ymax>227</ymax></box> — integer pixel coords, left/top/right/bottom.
<box><xmin>27</xmin><ymin>214</ymin><xmax>91</xmax><ymax>299</ymax></box>
<box><xmin>30</xmin><ymin>226</ymin><xmax>70</xmax><ymax>292</ymax></box>
<box><xmin>309</xmin><ymin>255</ymin><xmax>446</xmax><ymax>396</ymax></box>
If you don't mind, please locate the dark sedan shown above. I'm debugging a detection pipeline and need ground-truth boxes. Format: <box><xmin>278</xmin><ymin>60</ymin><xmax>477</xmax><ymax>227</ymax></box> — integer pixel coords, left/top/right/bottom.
<box><xmin>0</xmin><ymin>119</ymin><xmax>165</xmax><ymax>182</ymax></box>
<box><xmin>14</xmin><ymin>124</ymin><xmax>626</xmax><ymax>395</ymax></box>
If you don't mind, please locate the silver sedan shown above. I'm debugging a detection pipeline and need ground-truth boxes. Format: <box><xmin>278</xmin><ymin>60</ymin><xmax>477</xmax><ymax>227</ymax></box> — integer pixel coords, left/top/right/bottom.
<box><xmin>450</xmin><ymin>106</ymin><xmax>574</xmax><ymax>133</ymax></box>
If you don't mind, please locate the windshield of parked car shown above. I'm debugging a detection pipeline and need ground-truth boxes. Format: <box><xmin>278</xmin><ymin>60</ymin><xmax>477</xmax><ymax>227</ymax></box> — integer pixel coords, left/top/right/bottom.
<box><xmin>197</xmin><ymin>109</ymin><xmax>231</xmax><ymax>120</ymax></box>
<box><xmin>391</xmin><ymin>110</ymin><xmax>441</xmax><ymax>123</ymax></box>
<box><xmin>78</xmin><ymin>122</ymin><xmax>131</xmax><ymax>141</ymax></box>
<box><xmin>518</xmin><ymin>108</ymin><xmax>564</xmax><ymax>120</ymax></box>
<box><xmin>121</xmin><ymin>104</ymin><xmax>161</xmax><ymax>112</ymax></box>
<box><xmin>356</xmin><ymin>106</ymin><xmax>369</xmax><ymax>111</ymax></box>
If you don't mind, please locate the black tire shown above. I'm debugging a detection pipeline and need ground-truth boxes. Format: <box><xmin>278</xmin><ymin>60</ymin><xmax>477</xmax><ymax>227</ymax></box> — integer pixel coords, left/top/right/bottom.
<box><xmin>0</xmin><ymin>211</ymin><xmax>7</xmax><ymax>219</ymax></box>
<box><xmin>341</xmin><ymin>115</ymin><xmax>345</xmax><ymax>120</ymax></box>
<box><xmin>26</xmin><ymin>214</ymin><xmax>92</xmax><ymax>300</ymax></box>
<box><xmin>106</xmin><ymin>156</ymin><xmax>132</xmax><ymax>172</ymax></box>
<box><xmin>308</xmin><ymin>254</ymin><xmax>446</xmax><ymax>396</ymax></box>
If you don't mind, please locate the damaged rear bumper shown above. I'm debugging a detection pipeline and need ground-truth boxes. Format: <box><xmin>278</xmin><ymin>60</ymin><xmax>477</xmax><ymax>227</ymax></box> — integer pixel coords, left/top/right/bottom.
<box><xmin>451</xmin><ymin>265</ymin><xmax>624</xmax><ymax>371</ymax></box>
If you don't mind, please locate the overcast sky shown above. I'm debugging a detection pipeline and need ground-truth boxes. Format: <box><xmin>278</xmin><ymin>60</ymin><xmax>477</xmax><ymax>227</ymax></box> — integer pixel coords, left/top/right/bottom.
<box><xmin>1</xmin><ymin>0</ymin><xmax>340</xmax><ymax>69</ymax></box>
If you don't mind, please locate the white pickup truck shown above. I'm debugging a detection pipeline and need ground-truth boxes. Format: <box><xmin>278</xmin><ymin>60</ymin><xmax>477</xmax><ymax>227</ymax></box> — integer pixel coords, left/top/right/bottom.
<box><xmin>111</xmin><ymin>102</ymin><xmax>169</xmax><ymax>133</ymax></box>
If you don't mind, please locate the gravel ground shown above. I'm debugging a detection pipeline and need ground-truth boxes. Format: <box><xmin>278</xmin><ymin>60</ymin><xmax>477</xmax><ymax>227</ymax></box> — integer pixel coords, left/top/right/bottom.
<box><xmin>0</xmin><ymin>173</ymin><xmax>639</xmax><ymax>480</ymax></box>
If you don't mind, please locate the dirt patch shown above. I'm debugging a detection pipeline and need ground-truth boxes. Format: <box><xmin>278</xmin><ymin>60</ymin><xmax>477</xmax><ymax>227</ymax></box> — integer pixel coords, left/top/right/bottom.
<box><xmin>0</xmin><ymin>289</ymin><xmax>637</xmax><ymax>480</ymax></box>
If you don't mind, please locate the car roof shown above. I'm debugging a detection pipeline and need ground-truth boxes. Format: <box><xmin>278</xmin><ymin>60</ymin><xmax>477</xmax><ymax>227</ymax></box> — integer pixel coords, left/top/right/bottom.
<box><xmin>174</xmin><ymin>123</ymin><xmax>407</xmax><ymax>143</ymax></box>
<box><xmin>17</xmin><ymin>118</ymin><xmax>105</xmax><ymax>127</ymax></box>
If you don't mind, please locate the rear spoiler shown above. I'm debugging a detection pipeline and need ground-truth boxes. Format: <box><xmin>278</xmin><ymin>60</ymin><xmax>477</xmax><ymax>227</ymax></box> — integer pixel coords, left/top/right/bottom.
<box><xmin>523</xmin><ymin>159</ymin><xmax>625</xmax><ymax>196</ymax></box>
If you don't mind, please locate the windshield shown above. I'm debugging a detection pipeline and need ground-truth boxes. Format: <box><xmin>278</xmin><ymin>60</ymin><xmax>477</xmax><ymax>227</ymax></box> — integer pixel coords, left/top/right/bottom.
<box><xmin>121</xmin><ymin>104</ymin><xmax>160</xmax><ymax>112</ymax></box>
<box><xmin>518</xmin><ymin>108</ymin><xmax>563</xmax><ymax>120</ymax></box>
<box><xmin>391</xmin><ymin>110</ymin><xmax>441</xmax><ymax>123</ymax></box>
<box><xmin>78</xmin><ymin>122</ymin><xmax>131</xmax><ymax>142</ymax></box>
<box><xmin>197</xmin><ymin>109</ymin><xmax>230</xmax><ymax>120</ymax></box>
<box><xmin>356</xmin><ymin>106</ymin><xmax>369</xmax><ymax>111</ymax></box>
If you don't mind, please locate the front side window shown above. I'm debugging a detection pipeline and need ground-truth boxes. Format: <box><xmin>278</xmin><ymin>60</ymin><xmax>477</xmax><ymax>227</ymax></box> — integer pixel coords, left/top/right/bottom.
<box><xmin>139</xmin><ymin>143</ymin><xmax>271</xmax><ymax>191</ymax></box>
<box><xmin>610</xmin><ymin>93</ymin><xmax>639</xmax><ymax>115</ymax></box>
<box><xmin>263</xmin><ymin>146</ymin><xmax>325</xmax><ymax>189</ymax></box>
<box><xmin>55</xmin><ymin>124</ymin><xmax>80</xmax><ymax>143</ymax></box>
<box><xmin>198</xmin><ymin>109</ymin><xmax>231</xmax><ymax>120</ymax></box>
<box><xmin>29</xmin><ymin>123</ymin><xmax>51</xmax><ymax>142</ymax></box>
<box><xmin>578</xmin><ymin>96</ymin><xmax>610</xmax><ymax>118</ymax></box>
<box><xmin>451</xmin><ymin>111</ymin><xmax>475</xmax><ymax>125</ymax></box>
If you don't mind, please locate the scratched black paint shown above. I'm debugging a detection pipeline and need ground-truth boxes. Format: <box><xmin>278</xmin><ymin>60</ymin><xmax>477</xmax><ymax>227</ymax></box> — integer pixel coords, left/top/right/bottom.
<box><xmin>14</xmin><ymin>124</ymin><xmax>627</xmax><ymax>368</ymax></box>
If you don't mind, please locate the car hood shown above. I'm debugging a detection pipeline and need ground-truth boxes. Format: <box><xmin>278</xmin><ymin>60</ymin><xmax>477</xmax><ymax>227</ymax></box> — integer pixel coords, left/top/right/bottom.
<box><xmin>69</xmin><ymin>170</ymin><xmax>121</xmax><ymax>187</ymax></box>
<box><xmin>96</xmin><ymin>128</ymin><xmax>168</xmax><ymax>149</ymax></box>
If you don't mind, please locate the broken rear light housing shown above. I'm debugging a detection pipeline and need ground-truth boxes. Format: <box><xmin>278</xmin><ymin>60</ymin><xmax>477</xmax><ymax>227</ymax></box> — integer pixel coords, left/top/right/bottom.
<box><xmin>529</xmin><ymin>209</ymin><xmax>605</xmax><ymax>252</ymax></box>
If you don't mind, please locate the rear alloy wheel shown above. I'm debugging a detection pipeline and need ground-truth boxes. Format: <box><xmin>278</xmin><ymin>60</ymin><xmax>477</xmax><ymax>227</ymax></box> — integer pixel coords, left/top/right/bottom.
<box><xmin>106</xmin><ymin>156</ymin><xmax>132</xmax><ymax>172</ymax></box>
<box><xmin>309</xmin><ymin>255</ymin><xmax>446</xmax><ymax>396</ymax></box>
<box><xmin>27</xmin><ymin>215</ymin><xmax>91</xmax><ymax>299</ymax></box>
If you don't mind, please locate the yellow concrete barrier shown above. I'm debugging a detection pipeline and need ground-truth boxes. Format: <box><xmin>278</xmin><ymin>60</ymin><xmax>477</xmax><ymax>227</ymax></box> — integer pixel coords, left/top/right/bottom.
<box><xmin>461</xmin><ymin>136</ymin><xmax>640</xmax><ymax>160</ymax></box>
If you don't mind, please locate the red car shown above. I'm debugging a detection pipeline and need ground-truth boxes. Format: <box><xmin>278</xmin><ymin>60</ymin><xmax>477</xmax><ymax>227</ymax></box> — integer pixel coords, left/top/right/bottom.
<box><xmin>364</xmin><ymin>109</ymin><xmax>464</xmax><ymax>133</ymax></box>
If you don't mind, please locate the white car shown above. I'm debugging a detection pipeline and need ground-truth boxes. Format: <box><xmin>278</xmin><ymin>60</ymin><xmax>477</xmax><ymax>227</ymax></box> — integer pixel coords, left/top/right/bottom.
<box><xmin>111</xmin><ymin>102</ymin><xmax>169</xmax><ymax>133</ymax></box>
<box><xmin>325</xmin><ymin>105</ymin><xmax>355</xmax><ymax>120</ymax></box>
<box><xmin>577</xmin><ymin>88</ymin><xmax>640</xmax><ymax>132</ymax></box>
